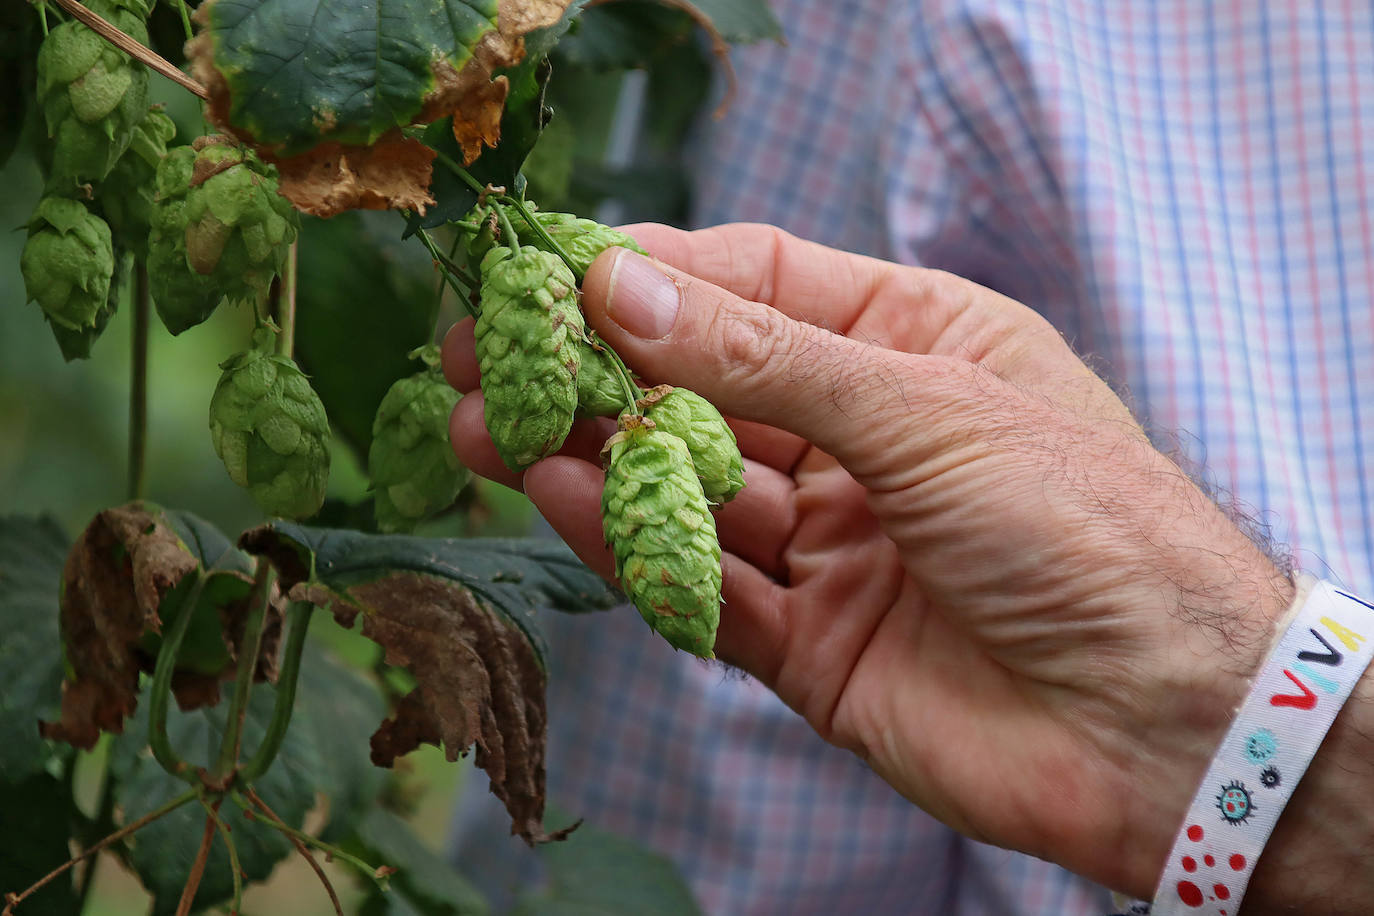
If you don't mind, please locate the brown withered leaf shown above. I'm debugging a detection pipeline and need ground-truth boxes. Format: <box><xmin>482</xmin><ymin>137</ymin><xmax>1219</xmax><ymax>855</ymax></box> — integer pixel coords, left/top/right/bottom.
<box><xmin>240</xmin><ymin>522</ymin><xmax>621</xmax><ymax>844</ymax></box>
<box><xmin>270</xmin><ymin>133</ymin><xmax>437</xmax><ymax>218</ymax></box>
<box><xmin>39</xmin><ymin>504</ymin><xmax>279</xmax><ymax>748</ymax></box>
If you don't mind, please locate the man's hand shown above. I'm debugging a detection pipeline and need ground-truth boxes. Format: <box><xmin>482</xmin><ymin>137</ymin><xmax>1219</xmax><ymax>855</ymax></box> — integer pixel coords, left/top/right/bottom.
<box><xmin>442</xmin><ymin>223</ymin><xmax>1294</xmax><ymax>898</ymax></box>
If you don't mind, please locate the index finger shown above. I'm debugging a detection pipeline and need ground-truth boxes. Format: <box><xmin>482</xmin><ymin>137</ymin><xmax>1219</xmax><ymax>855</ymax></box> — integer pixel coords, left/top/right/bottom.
<box><xmin>619</xmin><ymin>222</ymin><xmax>897</xmax><ymax>335</ymax></box>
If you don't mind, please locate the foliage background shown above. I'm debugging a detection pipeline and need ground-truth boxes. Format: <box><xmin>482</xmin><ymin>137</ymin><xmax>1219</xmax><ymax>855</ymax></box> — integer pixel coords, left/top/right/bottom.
<box><xmin>0</xmin><ymin>0</ymin><xmax>742</xmax><ymax>910</ymax></box>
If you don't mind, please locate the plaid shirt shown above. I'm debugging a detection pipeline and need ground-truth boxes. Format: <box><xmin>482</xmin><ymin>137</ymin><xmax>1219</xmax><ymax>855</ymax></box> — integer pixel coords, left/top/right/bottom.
<box><xmin>450</xmin><ymin>2</ymin><xmax>1374</xmax><ymax>912</ymax></box>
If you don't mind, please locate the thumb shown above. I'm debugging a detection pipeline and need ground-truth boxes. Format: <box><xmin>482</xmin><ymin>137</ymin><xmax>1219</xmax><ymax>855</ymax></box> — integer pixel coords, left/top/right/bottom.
<box><xmin>582</xmin><ymin>247</ymin><xmax>953</xmax><ymax>472</ymax></box>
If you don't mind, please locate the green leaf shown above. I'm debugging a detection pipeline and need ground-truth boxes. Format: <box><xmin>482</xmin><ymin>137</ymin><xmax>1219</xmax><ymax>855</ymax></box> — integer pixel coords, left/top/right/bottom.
<box><xmin>109</xmin><ymin>684</ymin><xmax>322</xmax><ymax>916</ymax></box>
<box><xmin>294</xmin><ymin>211</ymin><xmax>437</xmax><ymax>454</ymax></box>
<box><xmin>0</xmin><ymin>516</ymin><xmax>70</xmax><ymax>781</ymax></box>
<box><xmin>407</xmin><ymin>56</ymin><xmax>554</xmax><ymax>234</ymax></box>
<box><xmin>513</xmin><ymin>813</ymin><xmax>700</xmax><ymax>916</ymax></box>
<box><xmin>192</xmin><ymin>0</ymin><xmax>572</xmax><ymax>155</ymax></box>
<box><xmin>0</xmin><ymin>773</ymin><xmax>80</xmax><ymax>915</ymax></box>
<box><xmin>296</xmin><ymin>642</ymin><xmax>390</xmax><ymax>843</ymax></box>
<box><xmin>556</xmin><ymin>4</ymin><xmax>696</xmax><ymax>71</ymax></box>
<box><xmin>350</xmin><ymin>807</ymin><xmax>489</xmax><ymax>915</ymax></box>
<box><xmin>240</xmin><ymin>523</ymin><xmax>618</xmax><ymax>843</ymax></box>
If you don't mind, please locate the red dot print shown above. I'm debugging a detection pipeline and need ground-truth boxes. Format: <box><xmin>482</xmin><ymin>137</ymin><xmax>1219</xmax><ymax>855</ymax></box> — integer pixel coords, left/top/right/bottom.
<box><xmin>1204</xmin><ymin>855</ymin><xmax>1216</xmax><ymax>867</ymax></box>
<box><xmin>1229</xmin><ymin>853</ymin><xmax>1246</xmax><ymax>870</ymax></box>
<box><xmin>1177</xmin><ymin>880</ymin><xmax>1204</xmax><ymax>906</ymax></box>
<box><xmin>1215</xmin><ymin>884</ymin><xmax>1231</xmax><ymax>900</ymax></box>
<box><xmin>1182</xmin><ymin>856</ymin><xmax>1197</xmax><ymax>872</ymax></box>
<box><xmin>1187</xmin><ymin>825</ymin><xmax>1204</xmax><ymax>841</ymax></box>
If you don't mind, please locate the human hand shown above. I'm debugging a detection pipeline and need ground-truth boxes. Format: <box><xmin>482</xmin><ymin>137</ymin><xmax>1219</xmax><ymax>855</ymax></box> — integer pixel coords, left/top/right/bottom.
<box><xmin>442</xmin><ymin>223</ymin><xmax>1294</xmax><ymax>898</ymax></box>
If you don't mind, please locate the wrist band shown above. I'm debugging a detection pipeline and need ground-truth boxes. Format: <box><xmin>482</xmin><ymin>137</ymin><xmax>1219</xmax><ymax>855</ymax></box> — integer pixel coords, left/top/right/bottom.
<box><xmin>1143</xmin><ymin>577</ymin><xmax>1374</xmax><ymax>915</ymax></box>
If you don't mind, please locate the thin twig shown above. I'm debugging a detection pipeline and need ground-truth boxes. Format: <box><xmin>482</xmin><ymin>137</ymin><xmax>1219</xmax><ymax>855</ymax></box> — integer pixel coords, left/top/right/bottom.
<box><xmin>2</xmin><ymin>788</ymin><xmax>198</xmax><ymax>915</ymax></box>
<box><xmin>213</xmin><ymin>561</ymin><xmax>274</xmax><ymax>782</ymax></box>
<box><xmin>278</xmin><ymin>819</ymin><xmax>344</xmax><ymax>916</ymax></box>
<box><xmin>174</xmin><ymin>807</ymin><xmax>218</xmax><ymax>916</ymax></box>
<box><xmin>273</xmin><ymin>242</ymin><xmax>298</xmax><ymax>359</ymax></box>
<box><xmin>199</xmin><ymin>799</ymin><xmax>243</xmax><ymax>916</ymax></box>
<box><xmin>49</xmin><ymin>0</ymin><xmax>209</xmax><ymax>100</ymax></box>
<box><xmin>238</xmin><ymin>602</ymin><xmax>312</xmax><ymax>782</ymax></box>
<box><xmin>234</xmin><ymin>790</ymin><xmax>390</xmax><ymax>889</ymax></box>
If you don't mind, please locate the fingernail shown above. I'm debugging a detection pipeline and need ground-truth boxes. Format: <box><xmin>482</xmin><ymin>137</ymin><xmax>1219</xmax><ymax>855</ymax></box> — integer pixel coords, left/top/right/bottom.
<box><xmin>605</xmin><ymin>250</ymin><xmax>679</xmax><ymax>339</ymax></box>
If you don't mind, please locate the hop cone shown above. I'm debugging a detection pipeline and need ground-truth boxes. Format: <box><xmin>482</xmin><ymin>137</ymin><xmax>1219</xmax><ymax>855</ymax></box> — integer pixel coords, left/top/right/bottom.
<box><xmin>369</xmin><ymin>347</ymin><xmax>469</xmax><ymax>533</ymax></box>
<box><xmin>99</xmin><ymin>107</ymin><xmax>176</xmax><ymax>256</ymax></box>
<box><xmin>476</xmin><ymin>246</ymin><xmax>583</xmax><ymax>471</ymax></box>
<box><xmin>513</xmin><ymin>210</ymin><xmax>649</xmax><ymax>276</ymax></box>
<box><xmin>149</xmin><ymin>138</ymin><xmax>299</xmax><ymax>335</ymax></box>
<box><xmin>20</xmin><ymin>197</ymin><xmax>115</xmax><ymax>344</ymax></box>
<box><xmin>577</xmin><ymin>338</ymin><xmax>629</xmax><ymax>418</ymax></box>
<box><xmin>35</xmin><ymin>0</ymin><xmax>150</xmax><ymax>189</ymax></box>
<box><xmin>602</xmin><ymin>417</ymin><xmax>722</xmax><ymax>657</ymax></box>
<box><xmin>209</xmin><ymin>348</ymin><xmax>331</xmax><ymax>519</ymax></box>
<box><xmin>639</xmin><ymin>385</ymin><xmax>745</xmax><ymax>505</ymax></box>
<box><xmin>49</xmin><ymin>246</ymin><xmax>130</xmax><ymax>362</ymax></box>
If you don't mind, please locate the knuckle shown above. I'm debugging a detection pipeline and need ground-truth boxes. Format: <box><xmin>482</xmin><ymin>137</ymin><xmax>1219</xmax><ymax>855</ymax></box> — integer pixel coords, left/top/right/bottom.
<box><xmin>701</xmin><ymin>294</ymin><xmax>795</xmax><ymax>380</ymax></box>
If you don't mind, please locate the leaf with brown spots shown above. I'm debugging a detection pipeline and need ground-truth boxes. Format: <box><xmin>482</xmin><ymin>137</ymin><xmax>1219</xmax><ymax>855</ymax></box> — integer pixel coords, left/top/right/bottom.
<box><xmin>186</xmin><ymin>0</ymin><xmax>574</xmax><ymax>216</ymax></box>
<box><xmin>239</xmin><ymin>522</ymin><xmax>618</xmax><ymax>843</ymax></box>
<box><xmin>38</xmin><ymin>504</ymin><xmax>280</xmax><ymax>749</ymax></box>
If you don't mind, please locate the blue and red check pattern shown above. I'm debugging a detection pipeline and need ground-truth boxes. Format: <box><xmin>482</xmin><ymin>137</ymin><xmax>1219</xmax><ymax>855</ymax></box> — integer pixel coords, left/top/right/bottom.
<box><xmin>450</xmin><ymin>2</ymin><xmax>1374</xmax><ymax>912</ymax></box>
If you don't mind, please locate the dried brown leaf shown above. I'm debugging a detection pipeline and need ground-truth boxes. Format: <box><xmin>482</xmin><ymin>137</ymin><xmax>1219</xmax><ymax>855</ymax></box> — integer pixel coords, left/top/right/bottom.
<box><xmin>38</xmin><ymin>504</ymin><xmax>278</xmax><ymax>748</ymax></box>
<box><xmin>270</xmin><ymin>133</ymin><xmax>437</xmax><ymax>219</ymax></box>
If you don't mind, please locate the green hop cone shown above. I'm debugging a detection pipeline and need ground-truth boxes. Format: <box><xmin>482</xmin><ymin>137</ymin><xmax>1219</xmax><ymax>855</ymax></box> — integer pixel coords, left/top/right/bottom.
<box><xmin>577</xmin><ymin>337</ymin><xmax>630</xmax><ymax>417</ymax></box>
<box><xmin>368</xmin><ymin>346</ymin><xmax>470</xmax><ymax>533</ymax></box>
<box><xmin>49</xmin><ymin>245</ymin><xmax>130</xmax><ymax>362</ymax></box>
<box><xmin>20</xmin><ymin>196</ymin><xmax>115</xmax><ymax>345</ymax></box>
<box><xmin>511</xmin><ymin>210</ymin><xmax>649</xmax><ymax>276</ymax></box>
<box><xmin>638</xmin><ymin>385</ymin><xmax>745</xmax><ymax>505</ymax></box>
<box><xmin>209</xmin><ymin>347</ymin><xmax>331</xmax><ymax>519</ymax></box>
<box><xmin>35</xmin><ymin>1</ymin><xmax>150</xmax><ymax>189</ymax></box>
<box><xmin>98</xmin><ymin>106</ymin><xmax>176</xmax><ymax>257</ymax></box>
<box><xmin>476</xmin><ymin>245</ymin><xmax>584</xmax><ymax>471</ymax></box>
<box><xmin>148</xmin><ymin>137</ymin><xmax>299</xmax><ymax>335</ymax></box>
<box><xmin>601</xmin><ymin>416</ymin><xmax>722</xmax><ymax>657</ymax></box>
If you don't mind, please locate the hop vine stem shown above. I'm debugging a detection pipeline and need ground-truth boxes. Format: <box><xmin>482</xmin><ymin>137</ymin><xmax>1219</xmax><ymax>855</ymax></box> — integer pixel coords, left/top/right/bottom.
<box><xmin>238</xmin><ymin>601</ymin><xmax>313</xmax><ymax>783</ymax></box>
<box><xmin>213</xmin><ymin>561</ymin><xmax>275</xmax><ymax>783</ymax></box>
<box><xmin>148</xmin><ymin>570</ymin><xmax>211</xmax><ymax>783</ymax></box>
<box><xmin>128</xmin><ymin>260</ymin><xmax>149</xmax><ymax>501</ymax></box>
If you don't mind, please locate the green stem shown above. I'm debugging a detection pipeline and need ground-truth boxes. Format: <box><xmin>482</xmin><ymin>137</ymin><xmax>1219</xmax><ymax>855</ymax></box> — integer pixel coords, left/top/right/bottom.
<box><xmin>199</xmin><ymin>798</ymin><xmax>242</xmax><ymax>914</ymax></box>
<box><xmin>492</xmin><ymin>204</ymin><xmax>520</xmax><ymax>251</ymax></box>
<box><xmin>128</xmin><ymin>260</ymin><xmax>149</xmax><ymax>501</ymax></box>
<box><xmin>273</xmin><ymin>242</ymin><xmax>298</xmax><ymax>359</ymax></box>
<box><xmin>600</xmin><ymin>340</ymin><xmax>643</xmax><ymax>415</ymax></box>
<box><xmin>238</xmin><ymin>601</ymin><xmax>312</xmax><ymax>782</ymax></box>
<box><xmin>499</xmin><ymin>195</ymin><xmax>582</xmax><ymax>280</ymax></box>
<box><xmin>212</xmin><ymin>561</ymin><xmax>275</xmax><ymax>781</ymax></box>
<box><xmin>175</xmin><ymin>0</ymin><xmax>193</xmax><ymax>42</ymax></box>
<box><xmin>416</xmin><ymin>229</ymin><xmax>479</xmax><ymax>320</ymax></box>
<box><xmin>148</xmin><ymin>572</ymin><xmax>210</xmax><ymax>783</ymax></box>
<box><xmin>427</xmin><ymin>146</ymin><xmax>486</xmax><ymax>196</ymax></box>
<box><xmin>229</xmin><ymin>791</ymin><xmax>390</xmax><ymax>889</ymax></box>
<box><xmin>37</xmin><ymin>2</ymin><xmax>49</xmax><ymax>36</ymax></box>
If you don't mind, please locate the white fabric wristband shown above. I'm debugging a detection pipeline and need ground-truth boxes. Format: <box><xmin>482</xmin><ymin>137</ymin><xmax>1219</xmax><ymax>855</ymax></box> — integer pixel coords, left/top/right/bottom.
<box><xmin>1146</xmin><ymin>577</ymin><xmax>1374</xmax><ymax>915</ymax></box>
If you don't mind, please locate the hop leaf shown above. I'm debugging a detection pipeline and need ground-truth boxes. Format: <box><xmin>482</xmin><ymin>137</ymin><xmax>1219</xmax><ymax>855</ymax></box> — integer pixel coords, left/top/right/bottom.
<box><xmin>209</xmin><ymin>348</ymin><xmax>331</xmax><ymax>520</ymax></box>
<box><xmin>476</xmin><ymin>245</ymin><xmax>584</xmax><ymax>471</ymax></box>
<box><xmin>368</xmin><ymin>346</ymin><xmax>469</xmax><ymax>533</ymax></box>
<box><xmin>638</xmin><ymin>386</ymin><xmax>745</xmax><ymax>505</ymax></box>
<box><xmin>148</xmin><ymin>137</ymin><xmax>300</xmax><ymax>335</ymax></box>
<box><xmin>35</xmin><ymin>1</ymin><xmax>150</xmax><ymax>189</ymax></box>
<box><xmin>98</xmin><ymin>106</ymin><xmax>176</xmax><ymax>257</ymax></box>
<box><xmin>20</xmin><ymin>197</ymin><xmax>115</xmax><ymax>344</ymax></box>
<box><xmin>602</xmin><ymin>417</ymin><xmax>722</xmax><ymax>657</ymax></box>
